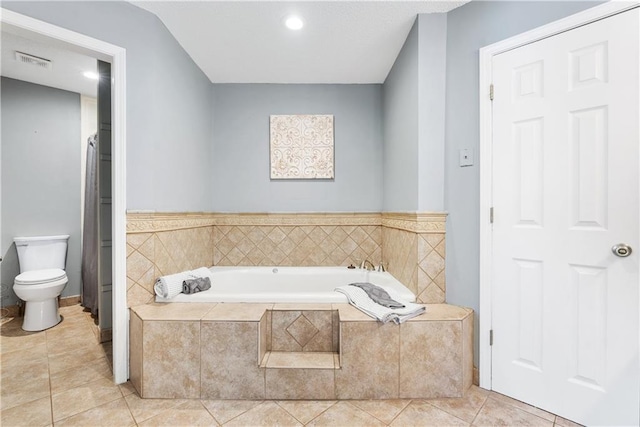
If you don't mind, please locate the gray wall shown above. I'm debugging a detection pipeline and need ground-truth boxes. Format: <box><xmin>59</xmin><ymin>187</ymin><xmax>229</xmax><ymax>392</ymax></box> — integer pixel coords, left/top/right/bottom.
<box><xmin>382</xmin><ymin>14</ymin><xmax>448</xmax><ymax>213</ymax></box>
<box><xmin>3</xmin><ymin>1</ymin><xmax>213</xmax><ymax>212</ymax></box>
<box><xmin>417</xmin><ymin>14</ymin><xmax>447</xmax><ymax>212</ymax></box>
<box><xmin>382</xmin><ymin>21</ymin><xmax>419</xmax><ymax>211</ymax></box>
<box><xmin>444</xmin><ymin>0</ymin><xmax>604</xmax><ymax>364</ymax></box>
<box><xmin>1</xmin><ymin>78</ymin><xmax>81</xmax><ymax>306</ymax></box>
<box><xmin>211</xmin><ymin>84</ymin><xmax>383</xmax><ymax>212</ymax></box>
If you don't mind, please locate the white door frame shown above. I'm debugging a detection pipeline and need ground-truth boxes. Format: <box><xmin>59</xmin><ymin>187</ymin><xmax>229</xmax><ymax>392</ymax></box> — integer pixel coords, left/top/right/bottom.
<box><xmin>478</xmin><ymin>0</ymin><xmax>639</xmax><ymax>391</ymax></box>
<box><xmin>1</xmin><ymin>8</ymin><xmax>129</xmax><ymax>383</ymax></box>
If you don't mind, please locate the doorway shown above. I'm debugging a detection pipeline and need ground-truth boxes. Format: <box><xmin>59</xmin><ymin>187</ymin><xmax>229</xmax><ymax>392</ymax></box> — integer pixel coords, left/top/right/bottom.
<box><xmin>0</xmin><ymin>8</ymin><xmax>128</xmax><ymax>383</ymax></box>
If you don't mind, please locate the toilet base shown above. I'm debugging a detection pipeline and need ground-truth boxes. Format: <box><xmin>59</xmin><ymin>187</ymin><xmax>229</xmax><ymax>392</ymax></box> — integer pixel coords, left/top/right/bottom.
<box><xmin>22</xmin><ymin>298</ymin><xmax>61</xmax><ymax>331</ymax></box>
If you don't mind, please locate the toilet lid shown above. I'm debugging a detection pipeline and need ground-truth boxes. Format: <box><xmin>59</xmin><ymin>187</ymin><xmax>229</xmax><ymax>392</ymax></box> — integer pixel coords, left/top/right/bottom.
<box><xmin>15</xmin><ymin>268</ymin><xmax>66</xmax><ymax>285</ymax></box>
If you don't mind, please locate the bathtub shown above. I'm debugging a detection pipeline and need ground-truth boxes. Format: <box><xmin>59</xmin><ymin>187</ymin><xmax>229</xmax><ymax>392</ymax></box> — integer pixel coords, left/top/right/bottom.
<box><xmin>156</xmin><ymin>266</ymin><xmax>416</xmax><ymax>303</ymax></box>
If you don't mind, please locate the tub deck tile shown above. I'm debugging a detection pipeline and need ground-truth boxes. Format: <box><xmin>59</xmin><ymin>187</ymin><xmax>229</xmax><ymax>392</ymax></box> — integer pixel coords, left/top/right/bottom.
<box><xmin>201</xmin><ymin>321</ymin><xmax>265</xmax><ymax>399</ymax></box>
<box><xmin>131</xmin><ymin>302</ymin><xmax>217</xmax><ymax>321</ymax></box>
<box><xmin>332</xmin><ymin>304</ymin><xmax>373</xmax><ymax>322</ymax></box>
<box><xmin>266</xmin><ymin>367</ymin><xmax>335</xmax><ymax>400</ymax></box>
<box><xmin>202</xmin><ymin>303</ymin><xmax>273</xmax><ymax>322</ymax></box>
<box><xmin>142</xmin><ymin>321</ymin><xmax>201</xmax><ymax>399</ymax></box>
<box><xmin>399</xmin><ymin>321</ymin><xmax>464</xmax><ymax>398</ymax></box>
<box><xmin>272</xmin><ymin>303</ymin><xmax>334</xmax><ymax>311</ymax></box>
<box><xmin>334</xmin><ymin>303</ymin><xmax>471</xmax><ymax>323</ymax></box>
<box><xmin>406</xmin><ymin>304</ymin><xmax>472</xmax><ymax>322</ymax></box>
<box><xmin>335</xmin><ymin>322</ymin><xmax>400</xmax><ymax>399</ymax></box>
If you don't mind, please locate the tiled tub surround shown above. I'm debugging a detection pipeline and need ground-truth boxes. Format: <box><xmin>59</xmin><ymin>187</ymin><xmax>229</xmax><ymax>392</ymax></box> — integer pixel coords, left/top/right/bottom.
<box><xmin>382</xmin><ymin>227</ymin><xmax>446</xmax><ymax>303</ymax></box>
<box><xmin>211</xmin><ymin>214</ymin><xmax>382</xmax><ymax>267</ymax></box>
<box><xmin>126</xmin><ymin>213</ymin><xmax>215</xmax><ymax>307</ymax></box>
<box><xmin>126</xmin><ymin>212</ymin><xmax>447</xmax><ymax>307</ymax></box>
<box><xmin>129</xmin><ymin>302</ymin><xmax>472</xmax><ymax>400</ymax></box>
<box><xmin>381</xmin><ymin>213</ymin><xmax>447</xmax><ymax>303</ymax></box>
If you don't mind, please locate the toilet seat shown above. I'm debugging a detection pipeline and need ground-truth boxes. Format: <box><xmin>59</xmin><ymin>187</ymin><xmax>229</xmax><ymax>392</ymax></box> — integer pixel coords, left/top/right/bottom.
<box><xmin>15</xmin><ymin>268</ymin><xmax>67</xmax><ymax>285</ymax></box>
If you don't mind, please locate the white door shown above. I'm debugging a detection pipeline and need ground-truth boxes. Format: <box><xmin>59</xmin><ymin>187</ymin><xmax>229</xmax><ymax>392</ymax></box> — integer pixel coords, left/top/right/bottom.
<box><xmin>491</xmin><ymin>8</ymin><xmax>639</xmax><ymax>426</ymax></box>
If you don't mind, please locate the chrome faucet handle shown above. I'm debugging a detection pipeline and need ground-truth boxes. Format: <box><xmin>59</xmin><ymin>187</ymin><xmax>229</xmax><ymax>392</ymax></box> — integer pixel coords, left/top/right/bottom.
<box><xmin>377</xmin><ymin>262</ymin><xmax>386</xmax><ymax>272</ymax></box>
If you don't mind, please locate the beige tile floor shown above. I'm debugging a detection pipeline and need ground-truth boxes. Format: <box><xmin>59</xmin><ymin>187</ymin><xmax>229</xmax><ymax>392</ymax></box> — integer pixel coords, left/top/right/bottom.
<box><xmin>1</xmin><ymin>304</ymin><xmax>582</xmax><ymax>427</ymax></box>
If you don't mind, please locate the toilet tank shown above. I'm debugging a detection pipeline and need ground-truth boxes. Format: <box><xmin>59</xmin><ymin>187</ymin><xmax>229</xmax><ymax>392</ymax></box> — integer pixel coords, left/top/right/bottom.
<box><xmin>13</xmin><ymin>235</ymin><xmax>70</xmax><ymax>273</ymax></box>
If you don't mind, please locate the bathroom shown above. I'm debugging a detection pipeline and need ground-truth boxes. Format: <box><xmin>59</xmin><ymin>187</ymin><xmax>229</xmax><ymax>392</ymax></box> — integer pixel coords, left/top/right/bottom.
<box><xmin>1</xmin><ymin>1</ymin><xmax>638</xmax><ymax>426</ymax></box>
<box><xmin>0</xmin><ymin>33</ymin><xmax>101</xmax><ymax>320</ymax></box>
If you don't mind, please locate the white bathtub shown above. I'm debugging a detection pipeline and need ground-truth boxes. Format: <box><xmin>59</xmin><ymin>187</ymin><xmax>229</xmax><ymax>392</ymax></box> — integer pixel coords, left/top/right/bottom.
<box><xmin>156</xmin><ymin>266</ymin><xmax>416</xmax><ymax>303</ymax></box>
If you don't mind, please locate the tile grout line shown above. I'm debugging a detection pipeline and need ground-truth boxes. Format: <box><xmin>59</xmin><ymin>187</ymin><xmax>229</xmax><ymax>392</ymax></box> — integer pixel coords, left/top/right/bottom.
<box><xmin>384</xmin><ymin>399</ymin><xmax>413</xmax><ymax>426</ymax></box>
<box><xmin>220</xmin><ymin>400</ymin><xmax>267</xmax><ymax>425</ymax></box>
<box><xmin>273</xmin><ymin>400</ymin><xmax>306</xmax><ymax>426</ymax></box>
<box><xmin>201</xmin><ymin>402</ymin><xmax>223</xmax><ymax>426</ymax></box>
<box><xmin>488</xmin><ymin>392</ymin><xmax>558</xmax><ymax>424</ymax></box>
<box><xmin>424</xmin><ymin>400</ymin><xmax>471</xmax><ymax>426</ymax></box>
<box><xmin>299</xmin><ymin>400</ymin><xmax>339</xmax><ymax>426</ymax></box>
<box><xmin>121</xmin><ymin>391</ymin><xmax>137</xmax><ymax>426</ymax></box>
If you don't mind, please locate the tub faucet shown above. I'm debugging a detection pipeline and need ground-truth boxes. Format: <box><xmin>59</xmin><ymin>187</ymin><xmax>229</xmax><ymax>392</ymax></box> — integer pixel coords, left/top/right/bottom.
<box><xmin>359</xmin><ymin>259</ymin><xmax>376</xmax><ymax>271</ymax></box>
<box><xmin>377</xmin><ymin>262</ymin><xmax>386</xmax><ymax>273</ymax></box>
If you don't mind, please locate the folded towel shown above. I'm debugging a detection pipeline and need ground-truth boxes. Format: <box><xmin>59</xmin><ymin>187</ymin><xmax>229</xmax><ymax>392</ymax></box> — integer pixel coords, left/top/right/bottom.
<box><xmin>335</xmin><ymin>284</ymin><xmax>425</xmax><ymax>324</ymax></box>
<box><xmin>182</xmin><ymin>277</ymin><xmax>211</xmax><ymax>294</ymax></box>
<box><xmin>349</xmin><ymin>282</ymin><xmax>405</xmax><ymax>308</ymax></box>
<box><xmin>154</xmin><ymin>267</ymin><xmax>214</xmax><ymax>299</ymax></box>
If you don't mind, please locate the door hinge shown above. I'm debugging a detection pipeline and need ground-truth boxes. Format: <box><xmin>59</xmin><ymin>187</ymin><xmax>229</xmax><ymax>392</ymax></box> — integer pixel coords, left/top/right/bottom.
<box><xmin>490</xmin><ymin>329</ymin><xmax>494</xmax><ymax>346</ymax></box>
<box><xmin>490</xmin><ymin>84</ymin><xmax>494</xmax><ymax>101</ymax></box>
<box><xmin>490</xmin><ymin>207</ymin><xmax>494</xmax><ymax>223</ymax></box>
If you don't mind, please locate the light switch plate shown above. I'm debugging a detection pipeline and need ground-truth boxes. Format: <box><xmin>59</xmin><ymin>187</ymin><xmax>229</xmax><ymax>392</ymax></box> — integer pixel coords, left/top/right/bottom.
<box><xmin>459</xmin><ymin>148</ymin><xmax>473</xmax><ymax>167</ymax></box>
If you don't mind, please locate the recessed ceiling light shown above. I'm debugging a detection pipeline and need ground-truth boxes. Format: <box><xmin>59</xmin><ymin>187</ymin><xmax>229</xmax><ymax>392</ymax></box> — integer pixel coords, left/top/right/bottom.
<box><xmin>284</xmin><ymin>15</ymin><xmax>304</xmax><ymax>31</ymax></box>
<box><xmin>83</xmin><ymin>71</ymin><xmax>99</xmax><ymax>80</ymax></box>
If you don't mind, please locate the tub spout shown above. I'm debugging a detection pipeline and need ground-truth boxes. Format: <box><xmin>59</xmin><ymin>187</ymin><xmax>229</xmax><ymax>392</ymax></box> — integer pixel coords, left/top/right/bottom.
<box><xmin>359</xmin><ymin>259</ymin><xmax>376</xmax><ymax>271</ymax></box>
<box><xmin>377</xmin><ymin>263</ymin><xmax>386</xmax><ymax>272</ymax></box>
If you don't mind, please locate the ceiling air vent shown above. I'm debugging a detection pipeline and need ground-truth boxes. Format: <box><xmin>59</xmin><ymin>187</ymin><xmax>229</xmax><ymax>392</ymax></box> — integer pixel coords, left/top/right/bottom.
<box><xmin>15</xmin><ymin>51</ymin><xmax>52</xmax><ymax>70</ymax></box>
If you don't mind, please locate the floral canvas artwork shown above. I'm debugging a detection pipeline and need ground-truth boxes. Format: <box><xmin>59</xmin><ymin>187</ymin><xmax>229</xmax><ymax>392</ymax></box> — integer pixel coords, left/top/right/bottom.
<box><xmin>270</xmin><ymin>114</ymin><xmax>334</xmax><ymax>179</ymax></box>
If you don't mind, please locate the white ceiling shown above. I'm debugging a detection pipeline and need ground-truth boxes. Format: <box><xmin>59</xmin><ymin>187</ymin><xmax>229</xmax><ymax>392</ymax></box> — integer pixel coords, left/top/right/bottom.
<box><xmin>1</xmin><ymin>31</ymin><xmax>98</xmax><ymax>97</ymax></box>
<box><xmin>133</xmin><ymin>1</ymin><xmax>469</xmax><ymax>84</ymax></box>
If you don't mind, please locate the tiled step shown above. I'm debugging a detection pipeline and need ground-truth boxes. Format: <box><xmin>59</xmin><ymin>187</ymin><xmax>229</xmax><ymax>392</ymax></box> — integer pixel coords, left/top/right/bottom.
<box><xmin>260</xmin><ymin>351</ymin><xmax>340</xmax><ymax>369</ymax></box>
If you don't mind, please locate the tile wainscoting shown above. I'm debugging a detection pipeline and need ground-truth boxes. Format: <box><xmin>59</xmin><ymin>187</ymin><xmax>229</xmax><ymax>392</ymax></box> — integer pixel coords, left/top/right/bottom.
<box><xmin>125</xmin><ymin>212</ymin><xmax>447</xmax><ymax>307</ymax></box>
<box><xmin>381</xmin><ymin>213</ymin><xmax>447</xmax><ymax>303</ymax></box>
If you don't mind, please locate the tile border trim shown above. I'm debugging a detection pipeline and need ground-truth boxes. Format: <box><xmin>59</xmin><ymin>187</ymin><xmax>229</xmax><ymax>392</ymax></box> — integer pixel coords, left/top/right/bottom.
<box><xmin>127</xmin><ymin>212</ymin><xmax>447</xmax><ymax>234</ymax></box>
<box><xmin>211</xmin><ymin>212</ymin><xmax>381</xmax><ymax>227</ymax></box>
<box><xmin>126</xmin><ymin>212</ymin><xmax>216</xmax><ymax>233</ymax></box>
<box><xmin>382</xmin><ymin>212</ymin><xmax>448</xmax><ymax>233</ymax></box>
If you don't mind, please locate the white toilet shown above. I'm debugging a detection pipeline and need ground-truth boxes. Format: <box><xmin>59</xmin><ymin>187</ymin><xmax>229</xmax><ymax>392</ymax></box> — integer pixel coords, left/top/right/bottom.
<box><xmin>13</xmin><ymin>235</ymin><xmax>70</xmax><ymax>331</ymax></box>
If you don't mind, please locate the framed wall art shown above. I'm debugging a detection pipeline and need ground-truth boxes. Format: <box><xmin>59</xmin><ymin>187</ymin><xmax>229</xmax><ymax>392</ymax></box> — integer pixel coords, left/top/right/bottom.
<box><xmin>269</xmin><ymin>114</ymin><xmax>334</xmax><ymax>179</ymax></box>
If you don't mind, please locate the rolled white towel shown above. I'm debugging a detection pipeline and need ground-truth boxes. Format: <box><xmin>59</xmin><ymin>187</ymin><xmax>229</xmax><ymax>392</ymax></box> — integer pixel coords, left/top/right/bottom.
<box><xmin>154</xmin><ymin>267</ymin><xmax>214</xmax><ymax>299</ymax></box>
<box><xmin>154</xmin><ymin>271</ymin><xmax>193</xmax><ymax>299</ymax></box>
<box><xmin>189</xmin><ymin>267</ymin><xmax>214</xmax><ymax>281</ymax></box>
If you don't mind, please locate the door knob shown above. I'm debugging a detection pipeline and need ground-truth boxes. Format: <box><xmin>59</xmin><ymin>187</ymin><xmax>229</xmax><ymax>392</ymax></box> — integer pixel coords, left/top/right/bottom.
<box><xmin>612</xmin><ymin>244</ymin><xmax>633</xmax><ymax>258</ymax></box>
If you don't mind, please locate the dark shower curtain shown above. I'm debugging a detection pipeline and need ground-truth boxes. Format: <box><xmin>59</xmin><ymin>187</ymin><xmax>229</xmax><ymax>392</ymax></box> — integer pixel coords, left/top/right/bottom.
<box><xmin>81</xmin><ymin>133</ymin><xmax>98</xmax><ymax>315</ymax></box>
